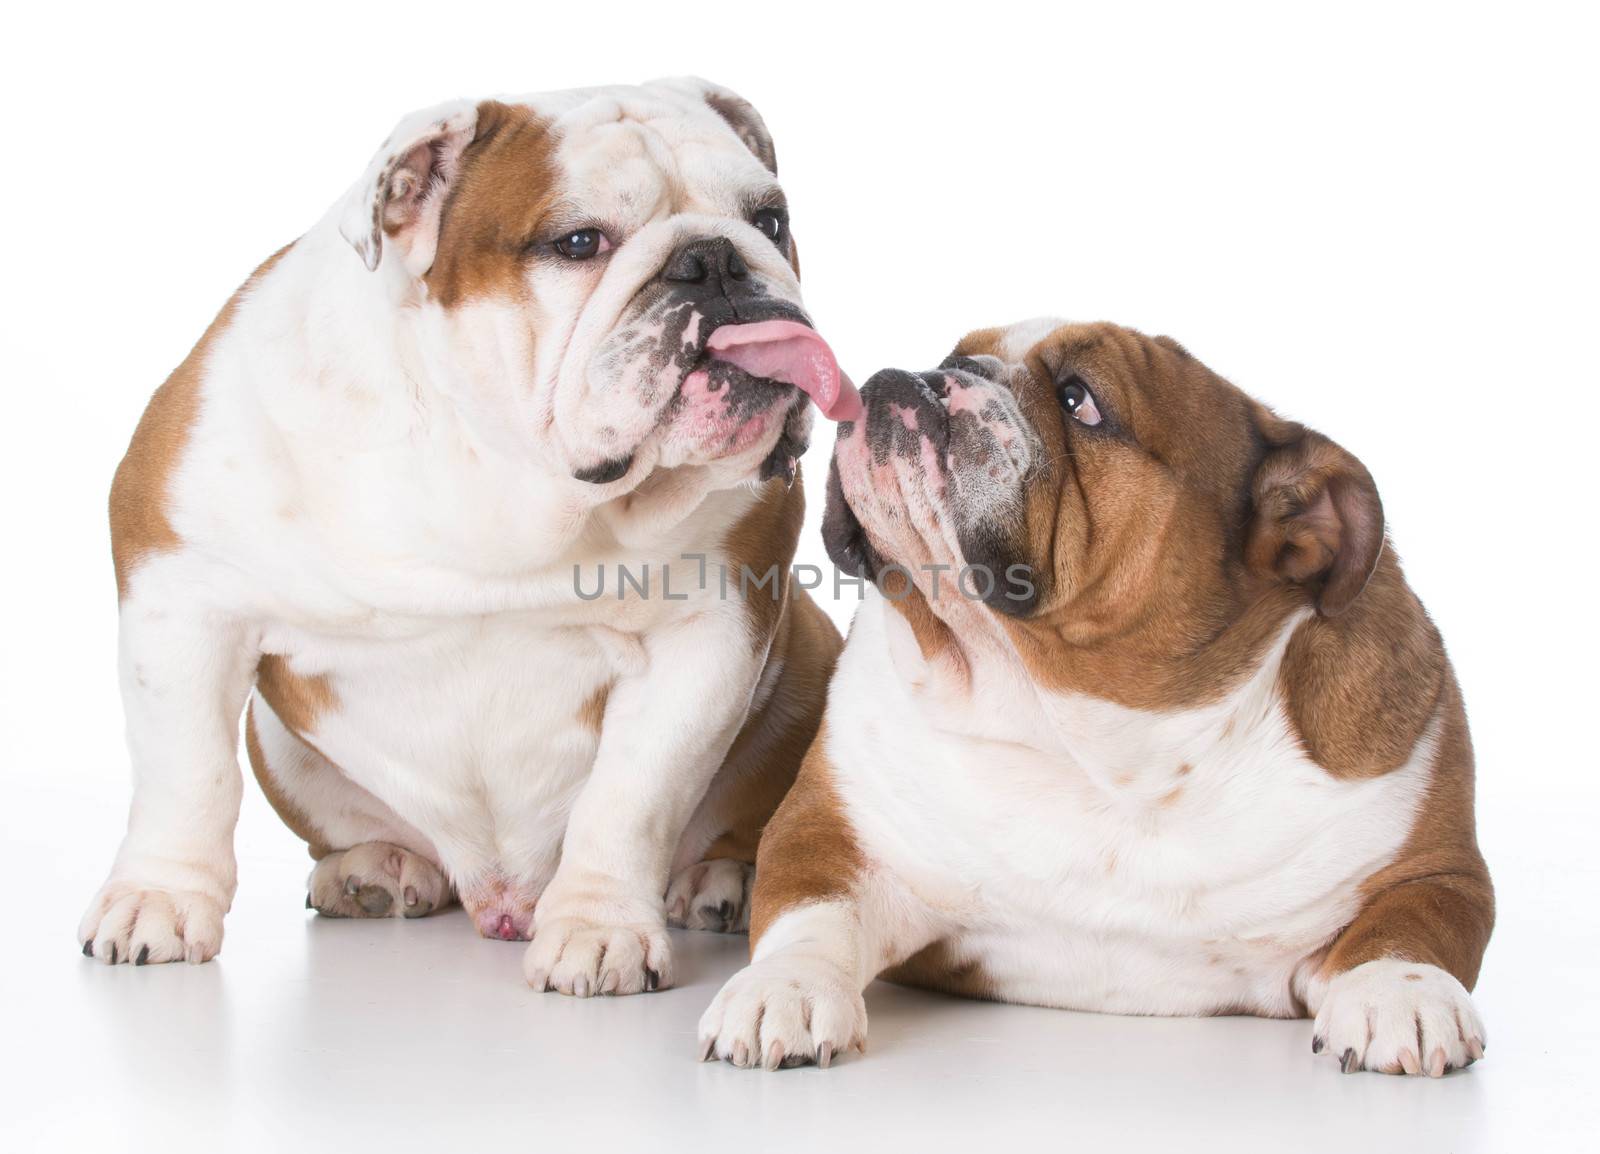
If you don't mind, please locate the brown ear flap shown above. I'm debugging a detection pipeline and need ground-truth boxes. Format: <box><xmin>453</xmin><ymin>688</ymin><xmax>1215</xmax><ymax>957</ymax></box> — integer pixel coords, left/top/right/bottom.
<box><xmin>1245</xmin><ymin>419</ymin><xmax>1385</xmax><ymax>617</ymax></box>
<box><xmin>702</xmin><ymin>88</ymin><xmax>778</xmax><ymax>174</ymax></box>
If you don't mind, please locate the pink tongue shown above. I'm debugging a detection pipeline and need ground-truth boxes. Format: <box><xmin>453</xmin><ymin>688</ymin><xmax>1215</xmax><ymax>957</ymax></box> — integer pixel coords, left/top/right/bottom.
<box><xmin>704</xmin><ymin>320</ymin><xmax>863</xmax><ymax>421</ymax></box>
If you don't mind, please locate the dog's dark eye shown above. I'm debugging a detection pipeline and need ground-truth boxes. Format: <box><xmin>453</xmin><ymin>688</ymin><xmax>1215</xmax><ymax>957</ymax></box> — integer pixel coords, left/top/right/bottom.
<box><xmin>1058</xmin><ymin>375</ymin><xmax>1103</xmax><ymax>426</ymax></box>
<box><xmin>752</xmin><ymin>207</ymin><xmax>785</xmax><ymax>245</ymax></box>
<box><xmin>554</xmin><ymin>229</ymin><xmax>611</xmax><ymax>260</ymax></box>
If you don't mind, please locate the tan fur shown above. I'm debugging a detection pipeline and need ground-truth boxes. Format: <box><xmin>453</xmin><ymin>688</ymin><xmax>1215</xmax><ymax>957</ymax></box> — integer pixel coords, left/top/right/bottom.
<box><xmin>1280</xmin><ymin>556</ymin><xmax>1447</xmax><ymax>777</ymax></box>
<box><xmin>722</xmin><ymin>472</ymin><xmax>807</xmax><ymax>652</ymax></box>
<box><xmin>109</xmin><ymin>245</ymin><xmax>292</xmax><ymax>599</ymax></box>
<box><xmin>425</xmin><ymin>102</ymin><xmax>558</xmax><ymax>309</ymax></box>
<box><xmin>696</xmin><ymin>472</ymin><xmax>841</xmax><ymax>862</ymax></box>
<box><xmin>885</xmin><ymin>939</ymin><xmax>997</xmax><ymax>1001</ymax></box>
<box><xmin>699</xmin><ymin>589</ymin><xmax>838</xmax><ymax>864</ymax></box>
<box><xmin>250</xmin><ymin>654</ymin><xmax>344</xmax><ymax>857</ymax></box>
<box><xmin>244</xmin><ymin>704</ymin><xmax>332</xmax><ymax>861</ymax></box>
<box><xmin>254</xmin><ymin>653</ymin><xmax>338</xmax><ymax>740</ymax></box>
<box><xmin>577</xmin><ymin>682</ymin><xmax>612</xmax><ymax>735</ymax></box>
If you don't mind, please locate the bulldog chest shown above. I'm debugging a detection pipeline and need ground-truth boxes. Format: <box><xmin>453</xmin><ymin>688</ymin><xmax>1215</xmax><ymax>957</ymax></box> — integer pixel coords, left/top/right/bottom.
<box><xmin>256</xmin><ymin>613</ymin><xmax>626</xmax><ymax>889</ymax></box>
<box><xmin>832</xmin><ymin>605</ymin><xmax>1433</xmax><ymax>1015</ymax></box>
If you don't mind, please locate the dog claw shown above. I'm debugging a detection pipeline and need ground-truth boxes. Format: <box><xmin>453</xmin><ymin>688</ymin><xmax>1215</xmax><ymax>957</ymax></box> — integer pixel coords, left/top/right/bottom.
<box><xmin>1311</xmin><ymin>1035</ymin><xmax>1324</xmax><ymax>1054</ymax></box>
<box><xmin>135</xmin><ymin>945</ymin><xmax>149</xmax><ymax>966</ymax></box>
<box><xmin>1340</xmin><ymin>1048</ymin><xmax>1359</xmax><ymax>1074</ymax></box>
<box><xmin>818</xmin><ymin>1042</ymin><xmax>834</xmax><ymax>1069</ymax></box>
<box><xmin>82</xmin><ymin>940</ymin><xmax>93</xmax><ymax>958</ymax></box>
<box><xmin>697</xmin><ymin>1037</ymin><xmax>715</xmax><ymax>1063</ymax></box>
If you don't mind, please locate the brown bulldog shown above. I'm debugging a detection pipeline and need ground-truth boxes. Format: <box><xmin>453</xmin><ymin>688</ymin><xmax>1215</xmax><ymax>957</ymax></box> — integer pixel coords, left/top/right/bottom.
<box><xmin>699</xmin><ymin>318</ymin><xmax>1491</xmax><ymax>1075</ymax></box>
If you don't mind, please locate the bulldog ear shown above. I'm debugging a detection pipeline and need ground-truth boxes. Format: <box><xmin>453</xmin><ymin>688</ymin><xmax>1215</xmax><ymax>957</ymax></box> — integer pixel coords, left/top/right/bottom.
<box><xmin>664</xmin><ymin>76</ymin><xmax>778</xmax><ymax>174</ymax></box>
<box><xmin>337</xmin><ymin>100</ymin><xmax>479</xmax><ymax>273</ymax></box>
<box><xmin>1245</xmin><ymin>411</ymin><xmax>1385</xmax><ymax>617</ymax></box>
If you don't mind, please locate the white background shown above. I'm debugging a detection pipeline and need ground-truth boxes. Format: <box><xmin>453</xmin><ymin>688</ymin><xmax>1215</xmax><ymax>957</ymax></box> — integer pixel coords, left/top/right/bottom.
<box><xmin>2</xmin><ymin>2</ymin><xmax>1596</xmax><ymax>1151</ymax></box>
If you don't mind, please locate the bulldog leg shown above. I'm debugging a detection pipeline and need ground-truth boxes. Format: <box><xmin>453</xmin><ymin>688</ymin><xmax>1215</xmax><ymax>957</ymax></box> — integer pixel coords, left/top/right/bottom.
<box><xmin>78</xmin><ymin>607</ymin><xmax>255</xmax><ymax>964</ymax></box>
<box><xmin>667</xmin><ymin>590</ymin><xmax>839</xmax><ymax>935</ymax></box>
<box><xmin>697</xmin><ymin>738</ymin><xmax>944</xmax><ymax>1068</ymax></box>
<box><xmin>523</xmin><ymin>612</ymin><xmax>765</xmax><ymax>996</ymax></box>
<box><xmin>1308</xmin><ymin>870</ymin><xmax>1492</xmax><ymax>1076</ymax></box>
<box><xmin>1306</xmin><ymin>690</ymin><xmax>1493</xmax><ymax>1077</ymax></box>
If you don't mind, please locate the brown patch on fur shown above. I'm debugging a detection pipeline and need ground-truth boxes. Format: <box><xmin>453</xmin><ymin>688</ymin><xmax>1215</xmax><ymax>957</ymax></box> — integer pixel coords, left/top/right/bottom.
<box><xmin>876</xmin><ymin>569</ymin><xmax>964</xmax><ymax>673</ymax></box>
<box><xmin>1157</xmin><ymin>786</ymin><xmax>1184</xmax><ymax>807</ymax></box>
<box><xmin>748</xmin><ymin>725</ymin><xmax>864</xmax><ymax>948</ymax></box>
<box><xmin>109</xmin><ymin>244</ymin><xmax>292</xmax><ymax>599</ymax></box>
<box><xmin>425</xmin><ymin>101</ymin><xmax>559</xmax><ymax>309</ymax></box>
<box><xmin>885</xmin><ymin>939</ymin><xmax>998</xmax><ymax>1001</ymax></box>
<box><xmin>244</xmin><ymin>702</ymin><xmax>332</xmax><ymax>861</ymax></box>
<box><xmin>1175</xmin><ymin>761</ymin><xmax>1194</xmax><ymax>776</ymax></box>
<box><xmin>950</xmin><ymin>327</ymin><xmax>1008</xmax><ymax>360</ymax></box>
<box><xmin>698</xmin><ymin>589</ymin><xmax>840</xmax><ymax>864</ymax></box>
<box><xmin>722</xmin><ymin>472</ymin><xmax>807</xmax><ymax>654</ymax></box>
<box><xmin>974</xmin><ymin>323</ymin><xmax>1395</xmax><ymax>721</ymax></box>
<box><xmin>1317</xmin><ymin>673</ymin><xmax>1493</xmax><ymax>990</ymax></box>
<box><xmin>1279</xmin><ymin>556</ymin><xmax>1447</xmax><ymax>777</ymax></box>
<box><xmin>577</xmin><ymin>682</ymin><xmax>612</xmax><ymax>735</ymax></box>
<box><xmin>255</xmin><ymin>654</ymin><xmax>337</xmax><ymax>740</ymax></box>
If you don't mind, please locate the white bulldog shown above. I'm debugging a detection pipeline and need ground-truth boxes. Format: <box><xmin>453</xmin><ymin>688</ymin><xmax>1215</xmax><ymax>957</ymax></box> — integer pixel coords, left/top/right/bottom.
<box><xmin>81</xmin><ymin>78</ymin><xmax>857</xmax><ymax>997</ymax></box>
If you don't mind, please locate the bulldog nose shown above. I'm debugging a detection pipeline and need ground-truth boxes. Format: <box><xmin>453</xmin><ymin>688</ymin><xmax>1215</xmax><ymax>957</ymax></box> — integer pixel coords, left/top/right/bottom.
<box><xmin>662</xmin><ymin>236</ymin><xmax>748</xmax><ymax>284</ymax></box>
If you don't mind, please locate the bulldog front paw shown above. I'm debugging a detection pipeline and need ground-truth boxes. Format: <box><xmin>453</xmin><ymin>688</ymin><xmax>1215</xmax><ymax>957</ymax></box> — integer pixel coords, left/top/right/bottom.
<box><xmin>522</xmin><ymin>917</ymin><xmax>672</xmax><ymax>996</ymax></box>
<box><xmin>698</xmin><ymin>956</ymin><xmax>867</xmax><ymax>1069</ymax></box>
<box><xmin>1312</xmin><ymin>959</ymin><xmax>1487</xmax><ymax>1076</ymax></box>
<box><xmin>78</xmin><ymin>884</ymin><xmax>225</xmax><ymax>965</ymax></box>
<box><xmin>666</xmin><ymin>858</ymin><xmax>753</xmax><ymax>933</ymax></box>
<box><xmin>308</xmin><ymin>842</ymin><xmax>449</xmax><ymax>920</ymax></box>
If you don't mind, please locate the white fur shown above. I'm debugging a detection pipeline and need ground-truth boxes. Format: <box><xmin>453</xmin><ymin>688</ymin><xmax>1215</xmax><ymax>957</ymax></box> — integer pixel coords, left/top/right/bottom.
<box><xmin>704</xmin><ymin>590</ymin><xmax>1445</xmax><ymax>1062</ymax></box>
<box><xmin>824</xmin><ymin>595</ymin><xmax>1434</xmax><ymax>1015</ymax></box>
<box><xmin>80</xmin><ymin>81</ymin><xmax>805</xmax><ymax>984</ymax></box>
<box><xmin>1311</xmin><ymin>959</ymin><xmax>1485</xmax><ymax>1075</ymax></box>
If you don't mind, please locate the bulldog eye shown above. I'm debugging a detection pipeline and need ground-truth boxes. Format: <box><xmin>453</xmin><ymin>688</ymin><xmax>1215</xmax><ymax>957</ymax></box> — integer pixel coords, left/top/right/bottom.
<box><xmin>553</xmin><ymin>228</ymin><xmax>611</xmax><ymax>260</ymax></box>
<box><xmin>1058</xmin><ymin>375</ymin><xmax>1103</xmax><ymax>426</ymax></box>
<box><xmin>752</xmin><ymin>207</ymin><xmax>786</xmax><ymax>245</ymax></box>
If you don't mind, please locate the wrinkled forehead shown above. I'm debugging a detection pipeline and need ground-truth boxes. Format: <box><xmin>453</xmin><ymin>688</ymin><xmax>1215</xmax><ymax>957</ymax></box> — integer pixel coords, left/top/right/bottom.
<box><xmin>516</xmin><ymin>84</ymin><xmax>780</xmax><ymax>222</ymax></box>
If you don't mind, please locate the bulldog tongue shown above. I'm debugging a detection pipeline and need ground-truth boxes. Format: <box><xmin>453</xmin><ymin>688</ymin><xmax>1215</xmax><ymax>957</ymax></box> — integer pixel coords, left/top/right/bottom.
<box><xmin>704</xmin><ymin>320</ymin><xmax>863</xmax><ymax>421</ymax></box>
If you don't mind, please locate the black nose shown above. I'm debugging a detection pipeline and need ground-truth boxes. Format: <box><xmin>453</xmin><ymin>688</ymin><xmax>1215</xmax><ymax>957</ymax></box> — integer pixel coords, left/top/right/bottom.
<box><xmin>662</xmin><ymin>236</ymin><xmax>748</xmax><ymax>284</ymax></box>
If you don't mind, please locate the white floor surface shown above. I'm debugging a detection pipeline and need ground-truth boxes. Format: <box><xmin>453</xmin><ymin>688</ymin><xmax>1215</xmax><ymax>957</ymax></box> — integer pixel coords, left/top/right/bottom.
<box><xmin>5</xmin><ymin>778</ymin><xmax>1594</xmax><ymax>1154</ymax></box>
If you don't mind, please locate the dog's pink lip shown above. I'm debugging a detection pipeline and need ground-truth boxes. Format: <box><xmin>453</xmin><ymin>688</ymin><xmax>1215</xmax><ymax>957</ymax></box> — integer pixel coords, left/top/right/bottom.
<box><xmin>703</xmin><ymin>320</ymin><xmax>863</xmax><ymax>421</ymax></box>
